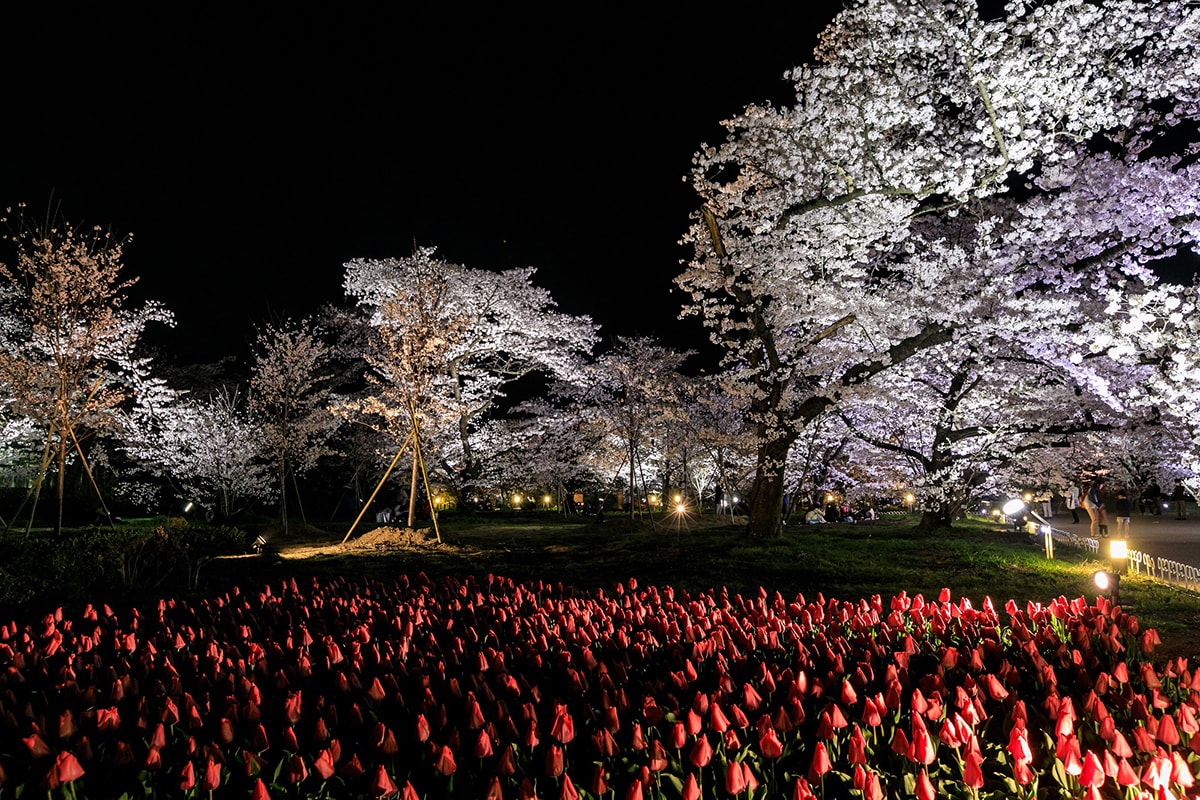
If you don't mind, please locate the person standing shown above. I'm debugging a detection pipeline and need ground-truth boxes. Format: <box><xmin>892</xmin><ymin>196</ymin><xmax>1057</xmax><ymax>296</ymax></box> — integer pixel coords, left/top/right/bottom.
<box><xmin>1115</xmin><ymin>488</ymin><xmax>1132</xmax><ymax>539</ymax></box>
<box><xmin>1082</xmin><ymin>479</ymin><xmax>1106</xmax><ymax>538</ymax></box>
<box><xmin>1067</xmin><ymin>483</ymin><xmax>1081</xmax><ymax>524</ymax></box>
<box><xmin>1145</xmin><ymin>479</ymin><xmax>1163</xmax><ymax>515</ymax></box>
<box><xmin>1172</xmin><ymin>478</ymin><xmax>1189</xmax><ymax>520</ymax></box>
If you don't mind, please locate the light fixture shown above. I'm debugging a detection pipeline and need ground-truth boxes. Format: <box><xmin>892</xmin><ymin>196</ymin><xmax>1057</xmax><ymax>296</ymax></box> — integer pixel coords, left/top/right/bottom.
<box><xmin>1004</xmin><ymin>498</ymin><xmax>1054</xmax><ymax>558</ymax></box>
<box><xmin>1093</xmin><ymin>569</ymin><xmax>1121</xmax><ymax>604</ymax></box>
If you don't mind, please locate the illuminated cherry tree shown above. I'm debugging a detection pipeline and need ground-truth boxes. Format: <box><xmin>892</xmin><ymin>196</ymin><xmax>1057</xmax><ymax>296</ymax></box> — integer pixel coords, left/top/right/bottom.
<box><xmin>338</xmin><ymin>247</ymin><xmax>598</xmax><ymax>504</ymax></box>
<box><xmin>250</xmin><ymin>318</ymin><xmax>338</xmax><ymax>534</ymax></box>
<box><xmin>678</xmin><ymin>0</ymin><xmax>1200</xmax><ymax>537</ymax></box>
<box><xmin>0</xmin><ymin>210</ymin><xmax>173</xmax><ymax>532</ymax></box>
<box><xmin>122</xmin><ymin>386</ymin><xmax>274</xmax><ymax>520</ymax></box>
<box><xmin>1099</xmin><ymin>279</ymin><xmax>1200</xmax><ymax>496</ymax></box>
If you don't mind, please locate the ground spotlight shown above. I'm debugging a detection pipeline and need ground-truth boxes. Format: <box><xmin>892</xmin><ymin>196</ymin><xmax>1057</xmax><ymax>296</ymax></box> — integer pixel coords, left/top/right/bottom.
<box><xmin>1092</xmin><ymin>569</ymin><xmax>1121</xmax><ymax>604</ymax></box>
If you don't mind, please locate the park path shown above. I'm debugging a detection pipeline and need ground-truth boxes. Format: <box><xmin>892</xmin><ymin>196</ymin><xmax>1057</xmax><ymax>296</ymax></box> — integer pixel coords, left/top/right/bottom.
<box><xmin>1049</xmin><ymin>504</ymin><xmax>1198</xmax><ymax>566</ymax></box>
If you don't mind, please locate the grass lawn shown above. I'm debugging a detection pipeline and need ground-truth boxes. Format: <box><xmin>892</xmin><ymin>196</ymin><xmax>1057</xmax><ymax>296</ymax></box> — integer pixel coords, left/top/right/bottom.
<box><xmin>221</xmin><ymin>510</ymin><xmax>1200</xmax><ymax>662</ymax></box>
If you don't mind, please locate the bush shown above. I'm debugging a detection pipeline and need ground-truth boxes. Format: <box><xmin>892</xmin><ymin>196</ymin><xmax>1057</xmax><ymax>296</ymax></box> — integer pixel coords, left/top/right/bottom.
<box><xmin>0</xmin><ymin>520</ymin><xmax>249</xmax><ymax>613</ymax></box>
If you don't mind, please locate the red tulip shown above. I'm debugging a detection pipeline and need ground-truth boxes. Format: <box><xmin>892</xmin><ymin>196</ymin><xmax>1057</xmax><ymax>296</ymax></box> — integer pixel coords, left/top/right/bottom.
<box><xmin>54</xmin><ymin>752</ymin><xmax>85</xmax><ymax>784</ymax></box>
<box><xmin>1115</xmin><ymin>757</ymin><xmax>1139</xmax><ymax>786</ymax></box>
<box><xmin>909</xmin><ymin>715</ymin><xmax>936</xmax><ymax>764</ymax></box>
<box><xmin>178</xmin><ymin>761</ymin><xmax>195</xmax><ymax>791</ymax></box>
<box><xmin>624</xmin><ymin>778</ymin><xmax>643</xmax><ymax>800</ymax></box>
<box><xmin>340</xmin><ymin>754</ymin><xmax>364</xmax><ymax>780</ymax></box>
<box><xmin>630</xmin><ymin>723</ymin><xmax>646</xmax><ymax>750</ymax></box>
<box><xmin>551</xmin><ymin>707</ymin><xmax>575</xmax><ymax>743</ymax></box>
<box><xmin>689</xmin><ymin>734</ymin><xmax>713</xmax><ymax>767</ymax></box>
<box><xmin>545</xmin><ymin>744</ymin><xmax>564</xmax><ymax>777</ymax></box>
<box><xmin>864</xmin><ymin>769</ymin><xmax>883</xmax><ymax>800</ymax></box>
<box><xmin>915</xmin><ymin>768</ymin><xmax>935</xmax><ymax>800</ymax></box>
<box><xmin>725</xmin><ymin>760</ymin><xmax>748</xmax><ymax>795</ymax></box>
<box><xmin>682</xmin><ymin>773</ymin><xmax>700</xmax><ymax>800</ymax></box>
<box><xmin>760</xmin><ymin>725</ymin><xmax>784</xmax><ymax>759</ymax></box>
<box><xmin>287</xmin><ymin>754</ymin><xmax>307</xmax><ymax>784</ymax></box>
<box><xmin>791</xmin><ymin>777</ymin><xmax>816</xmax><ymax>800</ymax></box>
<box><xmin>1079</xmin><ymin>751</ymin><xmax>1104</xmax><ymax>788</ymax></box>
<box><xmin>807</xmin><ymin>741</ymin><xmax>831</xmax><ymax>782</ymax></box>
<box><xmin>434</xmin><ymin>744</ymin><xmax>457</xmax><ymax>776</ymax></box>
<box><xmin>669</xmin><ymin>721</ymin><xmax>687</xmax><ymax>749</ymax></box>
<box><xmin>890</xmin><ymin>727</ymin><xmax>910</xmax><ymax>757</ymax></box>
<box><xmin>961</xmin><ymin>745</ymin><xmax>983</xmax><ymax>788</ymax></box>
<box><xmin>251</xmin><ymin>778</ymin><xmax>272</xmax><ymax>800</ymax></box>
<box><xmin>370</xmin><ymin>765</ymin><xmax>398</xmax><ymax>797</ymax></box>
<box><xmin>709</xmin><ymin>702</ymin><xmax>730</xmax><ymax>733</ymax></box>
<box><xmin>23</xmin><ymin>734</ymin><xmax>51</xmax><ymax>758</ymax></box>
<box><xmin>649</xmin><ymin>740</ymin><xmax>668</xmax><ymax>771</ymax></box>
<box><xmin>1007</xmin><ymin>725</ymin><xmax>1031</xmax><ymax>764</ymax></box>
<box><xmin>402</xmin><ymin>781</ymin><xmax>421</xmax><ymax>800</ymax></box>
<box><xmin>861</xmin><ymin>696</ymin><xmax>882</xmax><ymax>727</ymax></box>
<box><xmin>590</xmin><ymin>765</ymin><xmax>609</xmax><ymax>795</ymax></box>
<box><xmin>201</xmin><ymin>758</ymin><xmax>221</xmax><ymax>791</ymax></box>
<box><xmin>1155</xmin><ymin>713</ymin><xmax>1180</xmax><ymax>745</ymax></box>
<box><xmin>498</xmin><ymin>745</ymin><xmax>517</xmax><ymax>776</ymax></box>
<box><xmin>484</xmin><ymin>777</ymin><xmax>504</xmax><ymax>800</ymax></box>
<box><xmin>313</xmin><ymin>749</ymin><xmax>335</xmax><ymax>781</ymax></box>
<box><xmin>744</xmin><ymin>683</ymin><xmax>763</xmax><ymax>711</ymax></box>
<box><xmin>474</xmin><ymin>729</ymin><xmax>494</xmax><ymax>758</ymax></box>
<box><xmin>847</xmin><ymin>725</ymin><xmax>867</xmax><ymax>764</ymax></box>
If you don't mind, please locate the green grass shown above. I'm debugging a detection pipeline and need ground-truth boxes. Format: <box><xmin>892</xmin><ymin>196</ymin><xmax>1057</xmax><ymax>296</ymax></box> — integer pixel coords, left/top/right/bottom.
<box><xmin>219</xmin><ymin>511</ymin><xmax>1200</xmax><ymax>660</ymax></box>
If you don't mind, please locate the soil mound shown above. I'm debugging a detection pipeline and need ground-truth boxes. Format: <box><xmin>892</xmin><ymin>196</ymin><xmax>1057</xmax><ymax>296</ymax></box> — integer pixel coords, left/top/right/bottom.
<box><xmin>343</xmin><ymin>526</ymin><xmax>439</xmax><ymax>551</ymax></box>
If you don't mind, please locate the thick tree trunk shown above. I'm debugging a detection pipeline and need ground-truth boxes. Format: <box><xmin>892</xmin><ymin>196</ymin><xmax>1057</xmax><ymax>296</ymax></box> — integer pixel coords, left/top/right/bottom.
<box><xmin>744</xmin><ymin>433</ymin><xmax>796</xmax><ymax>539</ymax></box>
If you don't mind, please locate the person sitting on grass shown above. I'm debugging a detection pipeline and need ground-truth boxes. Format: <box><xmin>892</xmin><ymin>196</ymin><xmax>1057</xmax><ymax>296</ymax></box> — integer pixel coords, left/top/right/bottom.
<box><xmin>805</xmin><ymin>506</ymin><xmax>827</xmax><ymax>525</ymax></box>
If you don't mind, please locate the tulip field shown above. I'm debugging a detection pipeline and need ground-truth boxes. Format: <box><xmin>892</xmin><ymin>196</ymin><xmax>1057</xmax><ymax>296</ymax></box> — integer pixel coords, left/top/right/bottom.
<box><xmin>1</xmin><ymin>547</ymin><xmax>1199</xmax><ymax>799</ymax></box>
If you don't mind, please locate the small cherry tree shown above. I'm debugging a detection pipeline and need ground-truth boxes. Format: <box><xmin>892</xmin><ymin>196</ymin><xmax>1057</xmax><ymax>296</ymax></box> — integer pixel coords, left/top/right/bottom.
<box><xmin>250</xmin><ymin>318</ymin><xmax>338</xmax><ymax>535</ymax></box>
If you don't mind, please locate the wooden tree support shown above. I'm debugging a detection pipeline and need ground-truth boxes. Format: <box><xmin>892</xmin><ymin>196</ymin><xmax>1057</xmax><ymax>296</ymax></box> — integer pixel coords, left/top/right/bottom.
<box><xmin>340</xmin><ymin>405</ymin><xmax>442</xmax><ymax>545</ymax></box>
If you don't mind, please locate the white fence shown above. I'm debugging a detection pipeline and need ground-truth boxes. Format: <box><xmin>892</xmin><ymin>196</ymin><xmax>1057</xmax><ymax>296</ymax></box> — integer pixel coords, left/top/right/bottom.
<box><xmin>1127</xmin><ymin>550</ymin><xmax>1200</xmax><ymax>593</ymax></box>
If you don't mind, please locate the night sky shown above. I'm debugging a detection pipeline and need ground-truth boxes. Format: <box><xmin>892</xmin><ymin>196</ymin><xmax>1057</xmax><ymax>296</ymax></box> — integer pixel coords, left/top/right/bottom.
<box><xmin>2</xmin><ymin>5</ymin><xmax>848</xmax><ymax>366</ymax></box>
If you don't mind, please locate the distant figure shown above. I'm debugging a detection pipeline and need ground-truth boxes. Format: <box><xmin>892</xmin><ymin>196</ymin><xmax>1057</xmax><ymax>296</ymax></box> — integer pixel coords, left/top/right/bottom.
<box><xmin>805</xmin><ymin>506</ymin><xmax>827</xmax><ymax>525</ymax></box>
<box><xmin>1172</xmin><ymin>479</ymin><xmax>1188</xmax><ymax>520</ymax></box>
<box><xmin>1114</xmin><ymin>489</ymin><xmax>1132</xmax><ymax>538</ymax></box>
<box><xmin>1082</xmin><ymin>479</ymin><xmax>1103</xmax><ymax>538</ymax></box>
<box><xmin>1067</xmin><ymin>483</ymin><xmax>1081</xmax><ymax>524</ymax></box>
<box><xmin>1146</xmin><ymin>479</ymin><xmax>1163</xmax><ymax>515</ymax></box>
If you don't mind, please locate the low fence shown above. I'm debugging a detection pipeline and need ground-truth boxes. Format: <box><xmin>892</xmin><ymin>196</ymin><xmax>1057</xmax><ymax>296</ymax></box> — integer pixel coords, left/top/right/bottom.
<box><xmin>1127</xmin><ymin>550</ymin><xmax>1200</xmax><ymax>593</ymax></box>
<box><xmin>1021</xmin><ymin>518</ymin><xmax>1199</xmax><ymax>594</ymax></box>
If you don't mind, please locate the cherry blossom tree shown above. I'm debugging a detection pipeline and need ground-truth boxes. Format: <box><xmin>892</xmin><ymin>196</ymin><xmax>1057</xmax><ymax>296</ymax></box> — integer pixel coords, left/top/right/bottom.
<box><xmin>0</xmin><ymin>208</ymin><xmax>173</xmax><ymax>533</ymax></box>
<box><xmin>1098</xmin><ymin>279</ymin><xmax>1200</xmax><ymax>496</ymax></box>
<box><xmin>337</xmin><ymin>247</ymin><xmax>597</xmax><ymax>512</ymax></box>
<box><xmin>571</xmin><ymin>337</ymin><xmax>692</xmax><ymax>518</ymax></box>
<box><xmin>122</xmin><ymin>386</ymin><xmax>274</xmax><ymax>520</ymax></box>
<box><xmin>678</xmin><ymin>0</ymin><xmax>1200</xmax><ymax>538</ymax></box>
<box><xmin>250</xmin><ymin>318</ymin><xmax>338</xmax><ymax>535</ymax></box>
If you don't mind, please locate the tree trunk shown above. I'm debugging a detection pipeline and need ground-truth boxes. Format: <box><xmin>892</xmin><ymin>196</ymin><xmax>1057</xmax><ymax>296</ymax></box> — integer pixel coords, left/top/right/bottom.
<box><xmin>744</xmin><ymin>433</ymin><xmax>797</xmax><ymax>539</ymax></box>
<box><xmin>407</xmin><ymin>447</ymin><xmax>419</xmax><ymax>528</ymax></box>
<box><xmin>278</xmin><ymin>462</ymin><xmax>289</xmax><ymax>536</ymax></box>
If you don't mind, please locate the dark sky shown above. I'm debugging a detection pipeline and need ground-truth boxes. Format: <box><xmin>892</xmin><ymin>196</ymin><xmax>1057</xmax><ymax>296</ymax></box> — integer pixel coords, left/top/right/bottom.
<box><xmin>2</xmin><ymin>5</ymin><xmax>848</xmax><ymax>366</ymax></box>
